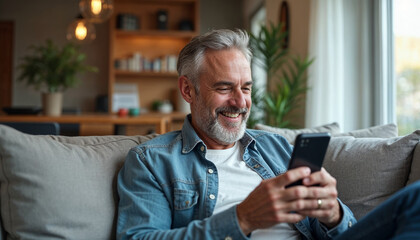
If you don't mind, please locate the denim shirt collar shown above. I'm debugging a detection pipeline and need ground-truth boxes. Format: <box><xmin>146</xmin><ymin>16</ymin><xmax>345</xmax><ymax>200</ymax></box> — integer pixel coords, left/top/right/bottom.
<box><xmin>180</xmin><ymin>114</ymin><xmax>257</xmax><ymax>153</ymax></box>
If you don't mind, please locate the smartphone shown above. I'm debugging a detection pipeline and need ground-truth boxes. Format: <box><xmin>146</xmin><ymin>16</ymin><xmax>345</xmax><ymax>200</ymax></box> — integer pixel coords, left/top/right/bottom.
<box><xmin>286</xmin><ymin>132</ymin><xmax>331</xmax><ymax>188</ymax></box>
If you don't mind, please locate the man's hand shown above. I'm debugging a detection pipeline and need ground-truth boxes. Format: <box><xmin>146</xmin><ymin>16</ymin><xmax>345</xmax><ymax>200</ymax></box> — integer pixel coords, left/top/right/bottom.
<box><xmin>236</xmin><ymin>167</ymin><xmax>342</xmax><ymax>235</ymax></box>
<box><xmin>297</xmin><ymin>168</ymin><xmax>342</xmax><ymax>228</ymax></box>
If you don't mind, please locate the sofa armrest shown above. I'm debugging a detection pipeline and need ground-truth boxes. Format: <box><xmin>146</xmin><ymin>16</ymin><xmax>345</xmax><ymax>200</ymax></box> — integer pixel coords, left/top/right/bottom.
<box><xmin>407</xmin><ymin>142</ymin><xmax>420</xmax><ymax>185</ymax></box>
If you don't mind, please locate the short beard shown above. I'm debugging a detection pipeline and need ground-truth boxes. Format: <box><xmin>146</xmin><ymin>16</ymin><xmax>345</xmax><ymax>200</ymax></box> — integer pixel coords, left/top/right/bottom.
<box><xmin>194</xmin><ymin>101</ymin><xmax>249</xmax><ymax>145</ymax></box>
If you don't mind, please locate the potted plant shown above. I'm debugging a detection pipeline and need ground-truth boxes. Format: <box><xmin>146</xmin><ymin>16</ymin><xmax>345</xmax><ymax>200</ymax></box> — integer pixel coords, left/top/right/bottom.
<box><xmin>18</xmin><ymin>39</ymin><xmax>97</xmax><ymax>116</ymax></box>
<box><xmin>248</xmin><ymin>22</ymin><xmax>314</xmax><ymax>128</ymax></box>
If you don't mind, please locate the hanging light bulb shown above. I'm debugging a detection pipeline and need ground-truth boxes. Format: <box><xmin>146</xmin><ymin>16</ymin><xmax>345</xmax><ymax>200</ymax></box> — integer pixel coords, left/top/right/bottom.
<box><xmin>79</xmin><ymin>0</ymin><xmax>114</xmax><ymax>23</ymax></box>
<box><xmin>66</xmin><ymin>15</ymin><xmax>96</xmax><ymax>44</ymax></box>
<box><xmin>91</xmin><ymin>0</ymin><xmax>102</xmax><ymax>15</ymax></box>
<box><xmin>75</xmin><ymin>22</ymin><xmax>88</xmax><ymax>40</ymax></box>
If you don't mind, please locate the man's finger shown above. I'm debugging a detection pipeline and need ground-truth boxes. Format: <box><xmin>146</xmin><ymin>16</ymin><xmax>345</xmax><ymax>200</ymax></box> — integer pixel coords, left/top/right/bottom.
<box><xmin>303</xmin><ymin>168</ymin><xmax>336</xmax><ymax>187</ymax></box>
<box><xmin>272</xmin><ymin>167</ymin><xmax>311</xmax><ymax>187</ymax></box>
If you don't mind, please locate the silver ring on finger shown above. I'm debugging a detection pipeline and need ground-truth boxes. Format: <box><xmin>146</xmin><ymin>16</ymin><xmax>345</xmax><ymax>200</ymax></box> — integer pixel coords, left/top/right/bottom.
<box><xmin>317</xmin><ymin>199</ymin><xmax>323</xmax><ymax>209</ymax></box>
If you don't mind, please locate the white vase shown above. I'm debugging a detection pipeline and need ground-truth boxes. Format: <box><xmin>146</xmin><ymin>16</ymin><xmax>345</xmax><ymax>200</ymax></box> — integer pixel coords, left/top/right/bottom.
<box><xmin>42</xmin><ymin>92</ymin><xmax>63</xmax><ymax>116</ymax></box>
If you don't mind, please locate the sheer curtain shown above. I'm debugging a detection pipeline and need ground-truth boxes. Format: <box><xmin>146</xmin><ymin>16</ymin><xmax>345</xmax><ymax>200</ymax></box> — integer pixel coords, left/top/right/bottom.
<box><xmin>373</xmin><ymin>0</ymin><xmax>395</xmax><ymax>126</ymax></box>
<box><xmin>305</xmin><ymin>0</ymin><xmax>379</xmax><ymax>131</ymax></box>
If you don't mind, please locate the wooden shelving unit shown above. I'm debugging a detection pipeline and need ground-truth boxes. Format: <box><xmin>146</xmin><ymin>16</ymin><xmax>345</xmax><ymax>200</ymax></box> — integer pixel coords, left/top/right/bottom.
<box><xmin>115</xmin><ymin>70</ymin><xmax>179</xmax><ymax>78</ymax></box>
<box><xmin>115</xmin><ymin>29</ymin><xmax>197</xmax><ymax>38</ymax></box>
<box><xmin>108</xmin><ymin>0</ymin><xmax>200</xmax><ymax>113</ymax></box>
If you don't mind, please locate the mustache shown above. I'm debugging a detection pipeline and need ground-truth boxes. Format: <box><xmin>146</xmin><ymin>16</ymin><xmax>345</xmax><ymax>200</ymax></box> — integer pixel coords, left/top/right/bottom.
<box><xmin>215</xmin><ymin>106</ymin><xmax>248</xmax><ymax>115</ymax></box>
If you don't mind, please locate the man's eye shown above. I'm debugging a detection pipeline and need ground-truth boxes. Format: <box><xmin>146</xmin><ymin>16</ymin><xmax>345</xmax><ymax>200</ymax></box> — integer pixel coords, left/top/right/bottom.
<box><xmin>242</xmin><ymin>88</ymin><xmax>251</xmax><ymax>93</ymax></box>
<box><xmin>217</xmin><ymin>88</ymin><xmax>230</xmax><ymax>92</ymax></box>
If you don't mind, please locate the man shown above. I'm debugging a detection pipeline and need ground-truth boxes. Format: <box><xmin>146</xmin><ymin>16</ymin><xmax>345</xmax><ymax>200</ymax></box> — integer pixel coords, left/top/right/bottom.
<box><xmin>117</xmin><ymin>29</ymin><xmax>420</xmax><ymax>239</ymax></box>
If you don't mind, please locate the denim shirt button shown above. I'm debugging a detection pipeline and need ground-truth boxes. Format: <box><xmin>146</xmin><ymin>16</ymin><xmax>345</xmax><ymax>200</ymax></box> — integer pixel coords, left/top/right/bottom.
<box><xmin>209</xmin><ymin>194</ymin><xmax>216</xmax><ymax>200</ymax></box>
<box><xmin>348</xmin><ymin>221</ymin><xmax>353</xmax><ymax>227</ymax></box>
<box><xmin>208</xmin><ymin>169</ymin><xmax>214</xmax><ymax>174</ymax></box>
<box><xmin>200</xmin><ymin>146</ymin><xmax>205</xmax><ymax>151</ymax></box>
<box><xmin>254</xmin><ymin>164</ymin><xmax>261</xmax><ymax>168</ymax></box>
<box><xmin>224</xmin><ymin>237</ymin><xmax>232</xmax><ymax>240</ymax></box>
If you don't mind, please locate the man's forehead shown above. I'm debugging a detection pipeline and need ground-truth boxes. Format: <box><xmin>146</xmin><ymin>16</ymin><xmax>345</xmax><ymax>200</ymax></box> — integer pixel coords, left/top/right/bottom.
<box><xmin>211</xmin><ymin>80</ymin><xmax>253</xmax><ymax>86</ymax></box>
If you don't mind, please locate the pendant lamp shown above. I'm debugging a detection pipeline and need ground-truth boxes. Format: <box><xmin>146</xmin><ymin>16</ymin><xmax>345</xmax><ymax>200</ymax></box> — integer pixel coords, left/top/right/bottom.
<box><xmin>79</xmin><ymin>0</ymin><xmax>114</xmax><ymax>23</ymax></box>
<box><xmin>66</xmin><ymin>15</ymin><xmax>96</xmax><ymax>44</ymax></box>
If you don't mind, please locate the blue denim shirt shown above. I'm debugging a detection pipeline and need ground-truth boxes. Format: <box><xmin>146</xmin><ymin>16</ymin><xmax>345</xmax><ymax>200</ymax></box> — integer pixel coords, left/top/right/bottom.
<box><xmin>117</xmin><ymin>116</ymin><xmax>356</xmax><ymax>240</ymax></box>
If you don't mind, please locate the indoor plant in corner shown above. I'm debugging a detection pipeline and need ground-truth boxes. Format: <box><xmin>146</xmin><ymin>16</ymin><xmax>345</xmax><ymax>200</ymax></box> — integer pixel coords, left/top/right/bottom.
<box><xmin>248</xmin><ymin>22</ymin><xmax>314</xmax><ymax>128</ymax></box>
<box><xmin>18</xmin><ymin>39</ymin><xmax>97</xmax><ymax>116</ymax></box>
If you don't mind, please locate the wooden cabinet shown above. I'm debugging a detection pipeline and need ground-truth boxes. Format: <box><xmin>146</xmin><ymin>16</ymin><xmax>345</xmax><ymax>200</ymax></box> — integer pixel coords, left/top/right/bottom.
<box><xmin>108</xmin><ymin>0</ymin><xmax>200</xmax><ymax>113</ymax></box>
<box><xmin>0</xmin><ymin>113</ymin><xmax>184</xmax><ymax>135</ymax></box>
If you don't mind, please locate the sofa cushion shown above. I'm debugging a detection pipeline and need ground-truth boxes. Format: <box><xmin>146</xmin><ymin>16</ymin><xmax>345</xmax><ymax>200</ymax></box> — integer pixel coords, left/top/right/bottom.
<box><xmin>0</xmin><ymin>125</ymin><xmax>157</xmax><ymax>240</ymax></box>
<box><xmin>254</xmin><ymin>122</ymin><xmax>340</xmax><ymax>144</ymax></box>
<box><xmin>333</xmin><ymin>123</ymin><xmax>398</xmax><ymax>138</ymax></box>
<box><xmin>323</xmin><ymin>130</ymin><xmax>420</xmax><ymax>220</ymax></box>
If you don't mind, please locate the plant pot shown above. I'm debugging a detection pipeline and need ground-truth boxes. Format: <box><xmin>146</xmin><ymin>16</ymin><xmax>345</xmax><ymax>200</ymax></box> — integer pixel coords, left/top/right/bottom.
<box><xmin>42</xmin><ymin>92</ymin><xmax>63</xmax><ymax>116</ymax></box>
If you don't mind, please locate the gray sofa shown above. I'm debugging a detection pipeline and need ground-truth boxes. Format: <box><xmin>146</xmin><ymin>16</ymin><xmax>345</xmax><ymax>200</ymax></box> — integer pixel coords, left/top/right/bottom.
<box><xmin>0</xmin><ymin>123</ymin><xmax>419</xmax><ymax>239</ymax></box>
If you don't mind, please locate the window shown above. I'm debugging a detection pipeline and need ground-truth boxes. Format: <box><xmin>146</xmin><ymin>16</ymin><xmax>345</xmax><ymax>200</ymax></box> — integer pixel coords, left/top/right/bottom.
<box><xmin>393</xmin><ymin>0</ymin><xmax>420</xmax><ymax>135</ymax></box>
<box><xmin>250</xmin><ymin>5</ymin><xmax>267</xmax><ymax>91</ymax></box>
<box><xmin>249</xmin><ymin>6</ymin><xmax>266</xmax><ymax>122</ymax></box>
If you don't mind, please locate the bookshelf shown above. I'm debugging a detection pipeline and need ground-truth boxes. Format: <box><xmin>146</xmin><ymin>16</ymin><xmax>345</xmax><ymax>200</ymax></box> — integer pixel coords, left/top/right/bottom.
<box><xmin>108</xmin><ymin>0</ymin><xmax>199</xmax><ymax>113</ymax></box>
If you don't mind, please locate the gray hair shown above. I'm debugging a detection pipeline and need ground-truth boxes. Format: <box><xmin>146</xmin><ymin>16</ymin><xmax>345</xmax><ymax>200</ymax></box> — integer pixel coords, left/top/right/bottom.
<box><xmin>177</xmin><ymin>29</ymin><xmax>252</xmax><ymax>91</ymax></box>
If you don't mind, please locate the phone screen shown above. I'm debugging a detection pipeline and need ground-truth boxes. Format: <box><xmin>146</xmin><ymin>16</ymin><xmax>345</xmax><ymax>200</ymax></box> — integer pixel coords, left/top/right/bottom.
<box><xmin>286</xmin><ymin>133</ymin><xmax>331</xmax><ymax>187</ymax></box>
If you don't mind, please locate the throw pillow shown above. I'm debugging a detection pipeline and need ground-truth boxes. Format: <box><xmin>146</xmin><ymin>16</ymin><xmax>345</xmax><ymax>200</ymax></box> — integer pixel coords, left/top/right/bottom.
<box><xmin>333</xmin><ymin>123</ymin><xmax>398</xmax><ymax>138</ymax></box>
<box><xmin>0</xmin><ymin>125</ymin><xmax>157</xmax><ymax>239</ymax></box>
<box><xmin>254</xmin><ymin>122</ymin><xmax>340</xmax><ymax>144</ymax></box>
<box><xmin>323</xmin><ymin>130</ymin><xmax>420</xmax><ymax>220</ymax></box>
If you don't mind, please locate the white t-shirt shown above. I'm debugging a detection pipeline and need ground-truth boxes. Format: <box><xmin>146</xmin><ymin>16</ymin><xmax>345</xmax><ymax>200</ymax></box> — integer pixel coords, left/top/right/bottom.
<box><xmin>206</xmin><ymin>142</ymin><xmax>301</xmax><ymax>240</ymax></box>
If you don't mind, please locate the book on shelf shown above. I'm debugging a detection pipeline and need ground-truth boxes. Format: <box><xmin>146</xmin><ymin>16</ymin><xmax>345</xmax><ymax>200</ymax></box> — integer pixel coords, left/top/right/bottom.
<box><xmin>114</xmin><ymin>52</ymin><xmax>178</xmax><ymax>74</ymax></box>
<box><xmin>116</xmin><ymin>14</ymin><xmax>139</xmax><ymax>31</ymax></box>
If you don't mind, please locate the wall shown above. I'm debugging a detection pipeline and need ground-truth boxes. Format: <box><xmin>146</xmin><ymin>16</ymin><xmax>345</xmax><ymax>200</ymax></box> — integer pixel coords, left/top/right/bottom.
<box><xmin>200</xmin><ymin>0</ymin><xmax>244</xmax><ymax>33</ymax></box>
<box><xmin>0</xmin><ymin>0</ymin><xmax>244</xmax><ymax>112</ymax></box>
<box><xmin>266</xmin><ymin>0</ymin><xmax>310</xmax><ymax>60</ymax></box>
<box><xmin>242</xmin><ymin>0</ymin><xmax>264</xmax><ymax>29</ymax></box>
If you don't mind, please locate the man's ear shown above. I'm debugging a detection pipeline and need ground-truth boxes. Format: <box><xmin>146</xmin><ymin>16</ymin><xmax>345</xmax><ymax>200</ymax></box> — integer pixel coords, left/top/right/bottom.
<box><xmin>178</xmin><ymin>76</ymin><xmax>194</xmax><ymax>103</ymax></box>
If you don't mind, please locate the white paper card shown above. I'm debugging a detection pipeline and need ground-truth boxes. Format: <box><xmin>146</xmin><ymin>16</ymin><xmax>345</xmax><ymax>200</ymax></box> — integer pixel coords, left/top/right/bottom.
<box><xmin>112</xmin><ymin>83</ymin><xmax>140</xmax><ymax>112</ymax></box>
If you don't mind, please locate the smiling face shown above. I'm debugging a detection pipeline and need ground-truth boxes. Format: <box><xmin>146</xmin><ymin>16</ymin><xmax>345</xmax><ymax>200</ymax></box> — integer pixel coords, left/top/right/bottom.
<box><xmin>185</xmin><ymin>48</ymin><xmax>253</xmax><ymax>149</ymax></box>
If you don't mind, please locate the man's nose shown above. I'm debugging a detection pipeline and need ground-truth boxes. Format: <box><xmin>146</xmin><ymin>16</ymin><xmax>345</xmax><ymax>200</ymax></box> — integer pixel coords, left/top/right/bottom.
<box><xmin>229</xmin><ymin>89</ymin><xmax>247</xmax><ymax>108</ymax></box>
